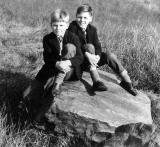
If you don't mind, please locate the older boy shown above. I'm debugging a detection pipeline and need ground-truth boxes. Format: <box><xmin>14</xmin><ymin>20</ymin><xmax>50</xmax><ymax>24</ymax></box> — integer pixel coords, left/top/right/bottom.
<box><xmin>68</xmin><ymin>4</ymin><xmax>137</xmax><ymax>96</ymax></box>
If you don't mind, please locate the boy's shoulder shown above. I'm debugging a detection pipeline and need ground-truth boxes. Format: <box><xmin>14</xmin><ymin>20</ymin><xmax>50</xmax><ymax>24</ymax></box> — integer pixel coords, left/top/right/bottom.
<box><xmin>43</xmin><ymin>32</ymin><xmax>56</xmax><ymax>40</ymax></box>
<box><xmin>65</xmin><ymin>30</ymin><xmax>79</xmax><ymax>40</ymax></box>
<box><xmin>69</xmin><ymin>21</ymin><xmax>78</xmax><ymax>31</ymax></box>
<box><xmin>87</xmin><ymin>23</ymin><xmax>97</xmax><ymax>31</ymax></box>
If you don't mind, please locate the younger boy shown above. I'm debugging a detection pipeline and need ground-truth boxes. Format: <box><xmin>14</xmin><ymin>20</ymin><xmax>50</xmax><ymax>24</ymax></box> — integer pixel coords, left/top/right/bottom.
<box><xmin>19</xmin><ymin>9</ymin><xmax>83</xmax><ymax>121</ymax></box>
<box><xmin>35</xmin><ymin>9</ymin><xmax>83</xmax><ymax>96</ymax></box>
<box><xmin>68</xmin><ymin>4</ymin><xmax>137</xmax><ymax>96</ymax></box>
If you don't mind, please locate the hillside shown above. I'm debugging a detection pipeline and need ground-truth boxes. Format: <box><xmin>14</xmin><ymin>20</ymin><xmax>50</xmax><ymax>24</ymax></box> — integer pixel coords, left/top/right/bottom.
<box><xmin>0</xmin><ymin>0</ymin><xmax>160</xmax><ymax>92</ymax></box>
<box><xmin>0</xmin><ymin>0</ymin><xmax>160</xmax><ymax>146</ymax></box>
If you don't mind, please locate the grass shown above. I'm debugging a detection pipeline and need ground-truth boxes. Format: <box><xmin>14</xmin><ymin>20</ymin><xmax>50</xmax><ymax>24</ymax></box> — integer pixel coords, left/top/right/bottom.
<box><xmin>102</xmin><ymin>21</ymin><xmax>160</xmax><ymax>93</ymax></box>
<box><xmin>1</xmin><ymin>0</ymin><xmax>160</xmax><ymax>93</ymax></box>
<box><xmin>0</xmin><ymin>110</ymin><xmax>52</xmax><ymax>147</ymax></box>
<box><xmin>0</xmin><ymin>0</ymin><xmax>160</xmax><ymax>146</ymax></box>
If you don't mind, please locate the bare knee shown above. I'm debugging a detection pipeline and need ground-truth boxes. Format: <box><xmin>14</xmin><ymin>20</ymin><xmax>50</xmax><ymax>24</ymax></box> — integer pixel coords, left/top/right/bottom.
<box><xmin>62</xmin><ymin>43</ymin><xmax>76</xmax><ymax>59</ymax></box>
<box><xmin>84</xmin><ymin>43</ymin><xmax>95</xmax><ymax>54</ymax></box>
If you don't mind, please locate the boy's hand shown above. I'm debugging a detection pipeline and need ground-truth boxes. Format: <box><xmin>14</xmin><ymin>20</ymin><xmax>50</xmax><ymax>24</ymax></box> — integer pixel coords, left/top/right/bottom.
<box><xmin>56</xmin><ymin>60</ymin><xmax>71</xmax><ymax>73</ymax></box>
<box><xmin>60</xmin><ymin>60</ymin><xmax>71</xmax><ymax>73</ymax></box>
<box><xmin>61</xmin><ymin>60</ymin><xmax>72</xmax><ymax>67</ymax></box>
<box><xmin>85</xmin><ymin>52</ymin><xmax>100</xmax><ymax>66</ymax></box>
<box><xmin>95</xmin><ymin>55</ymin><xmax>100</xmax><ymax>62</ymax></box>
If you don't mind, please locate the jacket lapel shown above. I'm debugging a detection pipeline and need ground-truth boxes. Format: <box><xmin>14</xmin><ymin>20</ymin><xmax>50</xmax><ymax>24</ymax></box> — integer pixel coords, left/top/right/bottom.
<box><xmin>76</xmin><ymin>24</ymin><xmax>87</xmax><ymax>43</ymax></box>
<box><xmin>77</xmin><ymin>29</ymin><xmax>85</xmax><ymax>42</ymax></box>
<box><xmin>50</xmin><ymin>33</ymin><xmax>61</xmax><ymax>55</ymax></box>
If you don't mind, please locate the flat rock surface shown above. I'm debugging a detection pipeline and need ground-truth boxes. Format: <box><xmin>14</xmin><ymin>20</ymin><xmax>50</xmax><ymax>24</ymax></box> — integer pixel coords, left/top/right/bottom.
<box><xmin>48</xmin><ymin>70</ymin><xmax>152</xmax><ymax>134</ymax></box>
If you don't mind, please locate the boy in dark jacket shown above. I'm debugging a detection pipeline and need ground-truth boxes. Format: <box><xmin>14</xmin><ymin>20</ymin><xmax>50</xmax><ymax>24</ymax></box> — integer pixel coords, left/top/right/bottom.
<box><xmin>19</xmin><ymin>9</ymin><xmax>83</xmax><ymax>121</ymax></box>
<box><xmin>36</xmin><ymin>9</ymin><xmax>83</xmax><ymax>96</ymax></box>
<box><xmin>68</xmin><ymin>4</ymin><xmax>137</xmax><ymax>96</ymax></box>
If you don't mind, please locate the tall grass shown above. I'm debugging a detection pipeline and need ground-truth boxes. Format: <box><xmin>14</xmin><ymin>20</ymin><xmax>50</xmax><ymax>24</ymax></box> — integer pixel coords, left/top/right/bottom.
<box><xmin>97</xmin><ymin>1</ymin><xmax>160</xmax><ymax>93</ymax></box>
<box><xmin>1</xmin><ymin>0</ymin><xmax>160</xmax><ymax>92</ymax></box>
<box><xmin>0</xmin><ymin>114</ymin><xmax>50</xmax><ymax>147</ymax></box>
<box><xmin>1</xmin><ymin>0</ymin><xmax>160</xmax><ymax>146</ymax></box>
<box><xmin>101</xmin><ymin>20</ymin><xmax>160</xmax><ymax>93</ymax></box>
<box><xmin>0</xmin><ymin>109</ymin><xmax>90</xmax><ymax>147</ymax></box>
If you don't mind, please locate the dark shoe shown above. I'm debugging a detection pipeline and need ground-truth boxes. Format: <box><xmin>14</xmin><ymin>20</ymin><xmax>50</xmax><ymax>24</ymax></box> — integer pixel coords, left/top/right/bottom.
<box><xmin>18</xmin><ymin>100</ymin><xmax>29</xmax><ymax>113</ymax></box>
<box><xmin>52</xmin><ymin>83</ymin><xmax>62</xmax><ymax>97</ymax></box>
<box><xmin>120</xmin><ymin>81</ymin><xmax>138</xmax><ymax>96</ymax></box>
<box><xmin>92</xmin><ymin>81</ymin><xmax>108</xmax><ymax>91</ymax></box>
<box><xmin>18</xmin><ymin>101</ymin><xmax>25</xmax><ymax>110</ymax></box>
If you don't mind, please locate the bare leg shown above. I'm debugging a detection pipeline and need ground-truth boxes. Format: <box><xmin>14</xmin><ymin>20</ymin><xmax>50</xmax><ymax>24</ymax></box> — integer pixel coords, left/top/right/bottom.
<box><xmin>84</xmin><ymin>43</ymin><xmax>107</xmax><ymax>91</ymax></box>
<box><xmin>52</xmin><ymin>43</ymin><xmax>77</xmax><ymax>96</ymax></box>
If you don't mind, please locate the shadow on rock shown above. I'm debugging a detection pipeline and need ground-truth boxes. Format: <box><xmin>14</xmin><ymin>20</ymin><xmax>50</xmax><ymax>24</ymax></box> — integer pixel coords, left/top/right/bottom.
<box><xmin>80</xmin><ymin>79</ymin><xmax>96</xmax><ymax>96</ymax></box>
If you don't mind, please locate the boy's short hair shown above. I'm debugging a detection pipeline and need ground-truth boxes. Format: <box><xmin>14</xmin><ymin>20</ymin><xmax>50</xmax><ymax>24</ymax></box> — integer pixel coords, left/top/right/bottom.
<box><xmin>76</xmin><ymin>4</ymin><xmax>93</xmax><ymax>16</ymax></box>
<box><xmin>50</xmin><ymin>9</ymin><xmax>69</xmax><ymax>24</ymax></box>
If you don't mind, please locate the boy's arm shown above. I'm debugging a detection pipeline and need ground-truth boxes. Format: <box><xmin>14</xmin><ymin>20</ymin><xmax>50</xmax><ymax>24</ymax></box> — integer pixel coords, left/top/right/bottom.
<box><xmin>43</xmin><ymin>37</ymin><xmax>57</xmax><ymax>68</ymax></box>
<box><xmin>69</xmin><ymin>35</ymin><xmax>84</xmax><ymax>67</ymax></box>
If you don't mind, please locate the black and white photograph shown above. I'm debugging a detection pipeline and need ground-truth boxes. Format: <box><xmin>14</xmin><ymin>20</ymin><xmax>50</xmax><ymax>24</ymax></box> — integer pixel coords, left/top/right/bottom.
<box><xmin>0</xmin><ymin>0</ymin><xmax>159</xmax><ymax>146</ymax></box>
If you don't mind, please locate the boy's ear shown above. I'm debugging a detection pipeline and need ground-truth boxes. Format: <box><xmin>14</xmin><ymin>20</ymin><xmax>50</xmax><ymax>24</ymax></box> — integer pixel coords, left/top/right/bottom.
<box><xmin>66</xmin><ymin>23</ymin><xmax>69</xmax><ymax>29</ymax></box>
<box><xmin>89</xmin><ymin>16</ymin><xmax>93</xmax><ymax>23</ymax></box>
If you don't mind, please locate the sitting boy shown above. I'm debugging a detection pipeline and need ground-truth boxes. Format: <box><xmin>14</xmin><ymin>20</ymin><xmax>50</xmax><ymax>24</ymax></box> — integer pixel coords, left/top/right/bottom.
<box><xmin>68</xmin><ymin>4</ymin><xmax>137</xmax><ymax>96</ymax></box>
<box><xmin>35</xmin><ymin>9</ymin><xmax>83</xmax><ymax>96</ymax></box>
<box><xmin>19</xmin><ymin>9</ymin><xmax>83</xmax><ymax>121</ymax></box>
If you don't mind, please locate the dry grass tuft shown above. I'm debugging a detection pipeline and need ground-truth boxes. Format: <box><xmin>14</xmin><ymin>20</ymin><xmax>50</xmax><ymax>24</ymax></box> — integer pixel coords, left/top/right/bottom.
<box><xmin>0</xmin><ymin>0</ymin><xmax>160</xmax><ymax>146</ymax></box>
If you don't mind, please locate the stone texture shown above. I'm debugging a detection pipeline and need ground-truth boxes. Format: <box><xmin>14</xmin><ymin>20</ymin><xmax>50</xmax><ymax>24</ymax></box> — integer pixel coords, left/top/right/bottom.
<box><xmin>44</xmin><ymin>70</ymin><xmax>152</xmax><ymax>143</ymax></box>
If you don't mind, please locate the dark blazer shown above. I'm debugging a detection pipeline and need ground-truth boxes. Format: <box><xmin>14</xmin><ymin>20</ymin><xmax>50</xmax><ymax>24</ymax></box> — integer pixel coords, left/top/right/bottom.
<box><xmin>36</xmin><ymin>30</ymin><xmax>83</xmax><ymax>82</ymax></box>
<box><xmin>68</xmin><ymin>21</ymin><xmax>102</xmax><ymax>57</ymax></box>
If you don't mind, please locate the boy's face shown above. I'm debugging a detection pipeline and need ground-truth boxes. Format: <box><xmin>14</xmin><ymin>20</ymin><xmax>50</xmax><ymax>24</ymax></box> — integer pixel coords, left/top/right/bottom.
<box><xmin>51</xmin><ymin>21</ymin><xmax>69</xmax><ymax>37</ymax></box>
<box><xmin>76</xmin><ymin>12</ymin><xmax>92</xmax><ymax>30</ymax></box>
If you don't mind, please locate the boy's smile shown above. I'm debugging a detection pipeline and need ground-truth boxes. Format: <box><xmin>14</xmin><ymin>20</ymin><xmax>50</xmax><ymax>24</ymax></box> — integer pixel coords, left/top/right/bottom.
<box><xmin>76</xmin><ymin>12</ymin><xmax>92</xmax><ymax>30</ymax></box>
<box><xmin>51</xmin><ymin>21</ymin><xmax>69</xmax><ymax>37</ymax></box>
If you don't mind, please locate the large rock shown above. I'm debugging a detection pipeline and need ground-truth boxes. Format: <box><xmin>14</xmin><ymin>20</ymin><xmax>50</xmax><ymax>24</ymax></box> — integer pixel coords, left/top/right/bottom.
<box><xmin>44</xmin><ymin>70</ymin><xmax>152</xmax><ymax>144</ymax></box>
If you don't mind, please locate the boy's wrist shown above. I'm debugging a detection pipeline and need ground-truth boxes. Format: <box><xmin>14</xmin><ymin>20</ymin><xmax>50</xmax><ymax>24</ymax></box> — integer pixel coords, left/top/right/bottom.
<box><xmin>65</xmin><ymin>60</ymin><xmax>72</xmax><ymax>66</ymax></box>
<box><xmin>85</xmin><ymin>52</ymin><xmax>91</xmax><ymax>58</ymax></box>
<box><xmin>56</xmin><ymin>61</ymin><xmax>60</xmax><ymax>68</ymax></box>
<box><xmin>95</xmin><ymin>55</ymin><xmax>100</xmax><ymax>61</ymax></box>
<box><xmin>85</xmin><ymin>52</ymin><xmax>89</xmax><ymax>55</ymax></box>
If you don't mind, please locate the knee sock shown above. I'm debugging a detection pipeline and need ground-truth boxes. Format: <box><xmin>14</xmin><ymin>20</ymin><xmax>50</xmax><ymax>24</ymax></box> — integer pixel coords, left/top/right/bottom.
<box><xmin>120</xmin><ymin>70</ymin><xmax>131</xmax><ymax>83</ymax></box>
<box><xmin>55</xmin><ymin>72</ymin><xmax>66</xmax><ymax>85</ymax></box>
<box><xmin>90</xmin><ymin>67</ymin><xmax>100</xmax><ymax>83</ymax></box>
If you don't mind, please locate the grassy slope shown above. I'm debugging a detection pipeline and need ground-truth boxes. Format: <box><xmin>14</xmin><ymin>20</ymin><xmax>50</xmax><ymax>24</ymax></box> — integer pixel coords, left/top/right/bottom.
<box><xmin>1</xmin><ymin>0</ymin><xmax>160</xmax><ymax>92</ymax></box>
<box><xmin>0</xmin><ymin>0</ymin><xmax>160</xmax><ymax>146</ymax></box>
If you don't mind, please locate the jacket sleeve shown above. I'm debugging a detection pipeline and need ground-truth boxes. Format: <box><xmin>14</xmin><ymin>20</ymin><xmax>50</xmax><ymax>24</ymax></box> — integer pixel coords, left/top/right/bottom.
<box><xmin>68</xmin><ymin>22</ymin><xmax>75</xmax><ymax>33</ymax></box>
<box><xmin>43</xmin><ymin>36</ymin><xmax>57</xmax><ymax>68</ymax></box>
<box><xmin>93</xmin><ymin>28</ymin><xmax>102</xmax><ymax>57</ymax></box>
<box><xmin>69</xmin><ymin>35</ymin><xmax>84</xmax><ymax>68</ymax></box>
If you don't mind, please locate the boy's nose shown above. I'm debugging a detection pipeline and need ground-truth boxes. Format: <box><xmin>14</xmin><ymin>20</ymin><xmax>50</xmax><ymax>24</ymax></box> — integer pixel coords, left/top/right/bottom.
<box><xmin>57</xmin><ymin>26</ymin><xmax>61</xmax><ymax>30</ymax></box>
<box><xmin>79</xmin><ymin>17</ymin><xmax>84</xmax><ymax>21</ymax></box>
<box><xmin>81</xmin><ymin>18</ymin><xmax>85</xmax><ymax>21</ymax></box>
